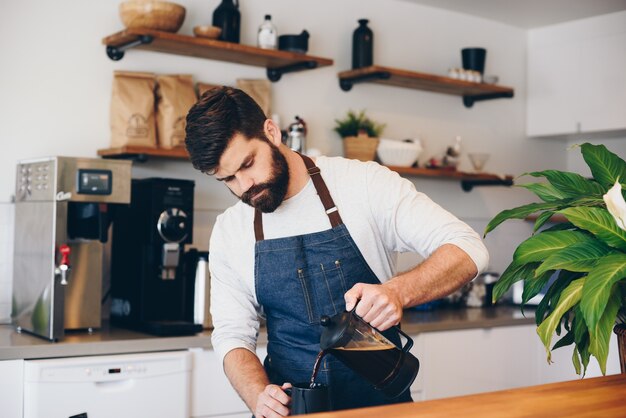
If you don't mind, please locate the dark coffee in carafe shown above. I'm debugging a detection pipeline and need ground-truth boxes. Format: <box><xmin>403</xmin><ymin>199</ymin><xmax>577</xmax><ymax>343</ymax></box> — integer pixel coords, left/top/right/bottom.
<box><xmin>329</xmin><ymin>344</ymin><xmax>402</xmax><ymax>387</ymax></box>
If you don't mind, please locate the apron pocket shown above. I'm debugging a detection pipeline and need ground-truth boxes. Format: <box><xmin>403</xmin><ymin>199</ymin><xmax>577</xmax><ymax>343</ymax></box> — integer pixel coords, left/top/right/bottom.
<box><xmin>297</xmin><ymin>268</ymin><xmax>318</xmax><ymax>323</ymax></box>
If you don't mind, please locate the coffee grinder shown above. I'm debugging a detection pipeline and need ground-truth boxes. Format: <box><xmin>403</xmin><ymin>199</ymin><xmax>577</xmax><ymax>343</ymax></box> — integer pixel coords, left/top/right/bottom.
<box><xmin>12</xmin><ymin>157</ymin><xmax>132</xmax><ymax>341</ymax></box>
<box><xmin>110</xmin><ymin>178</ymin><xmax>201</xmax><ymax>336</ymax></box>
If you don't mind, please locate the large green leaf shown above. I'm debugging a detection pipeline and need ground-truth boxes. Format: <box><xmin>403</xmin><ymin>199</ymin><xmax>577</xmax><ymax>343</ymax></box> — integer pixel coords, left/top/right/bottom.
<box><xmin>579</xmin><ymin>253</ymin><xmax>626</xmax><ymax>330</ymax></box>
<box><xmin>534</xmin><ymin>240</ymin><xmax>617</xmax><ymax>276</ymax></box>
<box><xmin>559</xmin><ymin>207</ymin><xmax>626</xmax><ymax>251</ymax></box>
<box><xmin>572</xmin><ymin>312</ymin><xmax>590</xmax><ymax>374</ymax></box>
<box><xmin>523</xmin><ymin>270</ymin><xmax>554</xmax><ymax>305</ymax></box>
<box><xmin>535</xmin><ymin>270</ymin><xmax>579</xmax><ymax>326</ymax></box>
<box><xmin>553</xmin><ymin>329</ymin><xmax>575</xmax><ymax>350</ymax></box>
<box><xmin>537</xmin><ymin>278</ymin><xmax>585</xmax><ymax>362</ymax></box>
<box><xmin>516</xmin><ymin>182</ymin><xmax>568</xmax><ymax>202</ymax></box>
<box><xmin>533</xmin><ymin>211</ymin><xmax>557</xmax><ymax>234</ymax></box>
<box><xmin>484</xmin><ymin>201</ymin><xmax>561</xmax><ymax>235</ymax></box>
<box><xmin>525</xmin><ymin>170</ymin><xmax>605</xmax><ymax>197</ymax></box>
<box><xmin>514</xmin><ymin>230</ymin><xmax>592</xmax><ymax>264</ymax></box>
<box><xmin>588</xmin><ymin>289</ymin><xmax>621</xmax><ymax>375</ymax></box>
<box><xmin>573</xmin><ymin>307</ymin><xmax>591</xmax><ymax>376</ymax></box>
<box><xmin>572</xmin><ymin>346</ymin><xmax>582</xmax><ymax>375</ymax></box>
<box><xmin>492</xmin><ymin>262</ymin><xmax>538</xmax><ymax>302</ymax></box>
<box><xmin>581</xmin><ymin>143</ymin><xmax>626</xmax><ymax>189</ymax></box>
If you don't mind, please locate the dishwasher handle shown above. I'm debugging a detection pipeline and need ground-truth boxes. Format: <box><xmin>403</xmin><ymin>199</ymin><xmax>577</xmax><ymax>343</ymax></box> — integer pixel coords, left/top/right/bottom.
<box><xmin>93</xmin><ymin>378</ymin><xmax>135</xmax><ymax>392</ymax></box>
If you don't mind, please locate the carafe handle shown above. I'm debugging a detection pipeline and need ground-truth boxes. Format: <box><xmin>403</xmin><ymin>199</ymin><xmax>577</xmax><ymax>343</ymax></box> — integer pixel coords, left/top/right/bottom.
<box><xmin>394</xmin><ymin>327</ymin><xmax>413</xmax><ymax>353</ymax></box>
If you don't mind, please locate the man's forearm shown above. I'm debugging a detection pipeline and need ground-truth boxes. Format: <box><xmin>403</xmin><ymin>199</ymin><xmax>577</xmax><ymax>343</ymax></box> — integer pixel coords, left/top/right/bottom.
<box><xmin>223</xmin><ymin>347</ymin><xmax>270</xmax><ymax>412</ymax></box>
<box><xmin>385</xmin><ymin>243</ymin><xmax>478</xmax><ymax>307</ymax></box>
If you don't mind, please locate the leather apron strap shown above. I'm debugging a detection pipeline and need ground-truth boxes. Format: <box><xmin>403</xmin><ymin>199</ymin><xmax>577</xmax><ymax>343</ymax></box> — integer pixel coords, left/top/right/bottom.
<box><xmin>254</xmin><ymin>153</ymin><xmax>343</xmax><ymax>242</ymax></box>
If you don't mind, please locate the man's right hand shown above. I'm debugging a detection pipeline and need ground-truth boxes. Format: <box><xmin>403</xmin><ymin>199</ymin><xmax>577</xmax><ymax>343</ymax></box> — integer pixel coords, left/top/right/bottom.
<box><xmin>254</xmin><ymin>382</ymin><xmax>292</xmax><ymax>418</ymax></box>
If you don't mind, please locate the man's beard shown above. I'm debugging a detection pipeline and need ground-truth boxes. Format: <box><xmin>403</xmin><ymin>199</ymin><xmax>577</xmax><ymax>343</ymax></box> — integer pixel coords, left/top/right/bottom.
<box><xmin>240</xmin><ymin>144</ymin><xmax>289</xmax><ymax>213</ymax></box>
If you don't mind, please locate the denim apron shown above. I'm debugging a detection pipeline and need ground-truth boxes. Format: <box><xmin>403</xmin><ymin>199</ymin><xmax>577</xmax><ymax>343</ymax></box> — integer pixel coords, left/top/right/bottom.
<box><xmin>254</xmin><ymin>154</ymin><xmax>412</xmax><ymax>411</ymax></box>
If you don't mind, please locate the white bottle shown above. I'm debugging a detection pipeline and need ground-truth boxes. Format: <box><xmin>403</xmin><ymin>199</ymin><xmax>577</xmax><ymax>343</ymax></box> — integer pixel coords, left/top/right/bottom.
<box><xmin>257</xmin><ymin>14</ymin><xmax>277</xmax><ymax>49</ymax></box>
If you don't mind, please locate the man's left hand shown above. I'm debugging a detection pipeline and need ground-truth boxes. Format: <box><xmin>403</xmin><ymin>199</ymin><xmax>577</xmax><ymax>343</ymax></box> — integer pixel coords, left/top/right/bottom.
<box><xmin>344</xmin><ymin>283</ymin><xmax>403</xmax><ymax>331</ymax></box>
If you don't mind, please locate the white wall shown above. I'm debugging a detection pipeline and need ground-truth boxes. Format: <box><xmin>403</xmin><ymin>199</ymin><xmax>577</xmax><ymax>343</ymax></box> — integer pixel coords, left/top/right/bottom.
<box><xmin>2</xmin><ymin>0</ymin><xmax>620</xmax><ymax>320</ymax></box>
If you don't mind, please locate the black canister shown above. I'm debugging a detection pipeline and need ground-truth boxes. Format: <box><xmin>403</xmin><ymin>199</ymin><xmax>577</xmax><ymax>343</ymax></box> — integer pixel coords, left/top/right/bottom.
<box><xmin>462</xmin><ymin>47</ymin><xmax>487</xmax><ymax>74</ymax></box>
<box><xmin>352</xmin><ymin>19</ymin><xmax>373</xmax><ymax>69</ymax></box>
<box><xmin>212</xmin><ymin>0</ymin><xmax>241</xmax><ymax>43</ymax></box>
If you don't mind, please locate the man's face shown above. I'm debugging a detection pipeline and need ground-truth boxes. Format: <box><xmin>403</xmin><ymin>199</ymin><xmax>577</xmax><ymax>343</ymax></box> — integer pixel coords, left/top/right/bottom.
<box><xmin>214</xmin><ymin>134</ymin><xmax>289</xmax><ymax>213</ymax></box>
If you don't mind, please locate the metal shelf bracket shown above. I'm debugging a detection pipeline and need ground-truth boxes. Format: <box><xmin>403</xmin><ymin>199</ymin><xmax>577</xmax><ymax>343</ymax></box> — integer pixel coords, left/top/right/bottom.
<box><xmin>463</xmin><ymin>91</ymin><xmax>514</xmax><ymax>108</ymax></box>
<box><xmin>460</xmin><ymin>177</ymin><xmax>514</xmax><ymax>192</ymax></box>
<box><xmin>105</xmin><ymin>35</ymin><xmax>154</xmax><ymax>61</ymax></box>
<box><xmin>339</xmin><ymin>71</ymin><xmax>391</xmax><ymax>91</ymax></box>
<box><xmin>267</xmin><ymin>60</ymin><xmax>319</xmax><ymax>82</ymax></box>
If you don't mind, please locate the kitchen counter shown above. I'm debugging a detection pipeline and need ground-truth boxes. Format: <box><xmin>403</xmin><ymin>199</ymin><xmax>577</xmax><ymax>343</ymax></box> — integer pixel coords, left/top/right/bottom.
<box><xmin>0</xmin><ymin>322</ymin><xmax>213</xmax><ymax>360</ymax></box>
<box><xmin>305</xmin><ymin>374</ymin><xmax>626</xmax><ymax>418</ymax></box>
<box><xmin>0</xmin><ymin>305</ymin><xmax>534</xmax><ymax>360</ymax></box>
<box><xmin>400</xmin><ymin>304</ymin><xmax>535</xmax><ymax>335</ymax></box>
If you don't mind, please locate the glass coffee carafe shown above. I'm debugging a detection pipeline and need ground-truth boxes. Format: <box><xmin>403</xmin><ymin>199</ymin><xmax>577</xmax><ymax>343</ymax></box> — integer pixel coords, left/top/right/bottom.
<box><xmin>319</xmin><ymin>309</ymin><xmax>420</xmax><ymax>398</ymax></box>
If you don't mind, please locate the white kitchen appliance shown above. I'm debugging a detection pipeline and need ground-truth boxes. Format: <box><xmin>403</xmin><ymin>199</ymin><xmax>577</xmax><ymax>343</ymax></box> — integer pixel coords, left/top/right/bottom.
<box><xmin>23</xmin><ymin>350</ymin><xmax>191</xmax><ymax>418</ymax></box>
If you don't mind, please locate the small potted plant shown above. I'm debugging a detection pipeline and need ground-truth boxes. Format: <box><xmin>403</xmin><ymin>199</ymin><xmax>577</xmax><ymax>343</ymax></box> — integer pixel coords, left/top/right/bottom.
<box><xmin>334</xmin><ymin>109</ymin><xmax>385</xmax><ymax>161</ymax></box>
<box><xmin>484</xmin><ymin>143</ymin><xmax>626</xmax><ymax>376</ymax></box>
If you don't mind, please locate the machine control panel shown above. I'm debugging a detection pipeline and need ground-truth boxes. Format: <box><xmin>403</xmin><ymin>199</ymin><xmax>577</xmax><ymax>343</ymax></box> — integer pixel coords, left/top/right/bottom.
<box><xmin>16</xmin><ymin>161</ymin><xmax>54</xmax><ymax>201</ymax></box>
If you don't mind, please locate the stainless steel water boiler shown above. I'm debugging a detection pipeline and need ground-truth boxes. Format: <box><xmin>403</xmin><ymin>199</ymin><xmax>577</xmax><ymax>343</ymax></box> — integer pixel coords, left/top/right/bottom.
<box><xmin>12</xmin><ymin>157</ymin><xmax>131</xmax><ymax>341</ymax></box>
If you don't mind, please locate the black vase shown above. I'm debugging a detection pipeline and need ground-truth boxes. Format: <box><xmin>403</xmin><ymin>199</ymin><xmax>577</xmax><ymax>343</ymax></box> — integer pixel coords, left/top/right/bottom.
<box><xmin>352</xmin><ymin>19</ymin><xmax>373</xmax><ymax>69</ymax></box>
<box><xmin>212</xmin><ymin>0</ymin><xmax>241</xmax><ymax>43</ymax></box>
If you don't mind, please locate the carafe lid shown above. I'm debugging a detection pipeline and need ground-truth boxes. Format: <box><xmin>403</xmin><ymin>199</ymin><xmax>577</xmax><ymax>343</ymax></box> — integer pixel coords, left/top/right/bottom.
<box><xmin>320</xmin><ymin>311</ymin><xmax>354</xmax><ymax>350</ymax></box>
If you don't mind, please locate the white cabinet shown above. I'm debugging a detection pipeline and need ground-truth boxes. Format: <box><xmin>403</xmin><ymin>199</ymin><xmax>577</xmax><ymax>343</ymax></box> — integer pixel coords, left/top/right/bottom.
<box><xmin>527</xmin><ymin>12</ymin><xmax>626</xmax><ymax>138</ymax></box>
<box><xmin>409</xmin><ymin>324</ymin><xmax>621</xmax><ymax>401</ymax></box>
<box><xmin>0</xmin><ymin>359</ymin><xmax>23</xmax><ymax>418</ymax></box>
<box><xmin>190</xmin><ymin>345</ymin><xmax>267</xmax><ymax>418</ymax></box>
<box><xmin>413</xmin><ymin>325</ymin><xmax>538</xmax><ymax>400</ymax></box>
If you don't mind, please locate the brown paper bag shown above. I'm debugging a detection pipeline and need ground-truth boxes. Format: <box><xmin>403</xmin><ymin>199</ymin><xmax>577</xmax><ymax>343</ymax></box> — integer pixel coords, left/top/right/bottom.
<box><xmin>236</xmin><ymin>79</ymin><xmax>271</xmax><ymax>117</ymax></box>
<box><xmin>156</xmin><ymin>74</ymin><xmax>197</xmax><ymax>149</ymax></box>
<box><xmin>110</xmin><ymin>71</ymin><xmax>157</xmax><ymax>148</ymax></box>
<box><xmin>196</xmin><ymin>82</ymin><xmax>221</xmax><ymax>98</ymax></box>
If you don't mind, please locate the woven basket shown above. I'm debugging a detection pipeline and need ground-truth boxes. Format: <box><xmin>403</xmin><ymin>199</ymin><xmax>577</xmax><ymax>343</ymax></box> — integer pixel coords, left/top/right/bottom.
<box><xmin>615</xmin><ymin>324</ymin><xmax>626</xmax><ymax>374</ymax></box>
<box><xmin>343</xmin><ymin>133</ymin><xmax>379</xmax><ymax>161</ymax></box>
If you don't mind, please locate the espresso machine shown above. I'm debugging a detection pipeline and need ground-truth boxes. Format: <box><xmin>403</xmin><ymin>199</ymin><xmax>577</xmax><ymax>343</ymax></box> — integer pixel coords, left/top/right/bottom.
<box><xmin>12</xmin><ymin>157</ymin><xmax>132</xmax><ymax>341</ymax></box>
<box><xmin>110</xmin><ymin>178</ymin><xmax>202</xmax><ymax>336</ymax></box>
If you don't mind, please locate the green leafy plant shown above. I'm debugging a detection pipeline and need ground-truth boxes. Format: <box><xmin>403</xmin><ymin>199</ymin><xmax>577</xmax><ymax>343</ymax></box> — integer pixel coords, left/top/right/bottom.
<box><xmin>484</xmin><ymin>143</ymin><xmax>626</xmax><ymax>376</ymax></box>
<box><xmin>333</xmin><ymin>109</ymin><xmax>385</xmax><ymax>138</ymax></box>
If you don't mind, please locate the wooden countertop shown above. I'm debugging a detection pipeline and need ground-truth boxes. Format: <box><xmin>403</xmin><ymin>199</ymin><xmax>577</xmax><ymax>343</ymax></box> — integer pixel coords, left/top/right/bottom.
<box><xmin>306</xmin><ymin>374</ymin><xmax>626</xmax><ymax>418</ymax></box>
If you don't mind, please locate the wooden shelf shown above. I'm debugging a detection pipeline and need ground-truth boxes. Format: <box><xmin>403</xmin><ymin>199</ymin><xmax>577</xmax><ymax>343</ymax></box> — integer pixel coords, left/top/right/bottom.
<box><xmin>97</xmin><ymin>148</ymin><xmax>514</xmax><ymax>191</ymax></box>
<box><xmin>98</xmin><ymin>146</ymin><xmax>189</xmax><ymax>162</ymax></box>
<box><xmin>338</xmin><ymin>66</ymin><xmax>514</xmax><ymax>107</ymax></box>
<box><xmin>102</xmin><ymin>29</ymin><xmax>333</xmax><ymax>81</ymax></box>
<box><xmin>385</xmin><ymin>166</ymin><xmax>514</xmax><ymax>191</ymax></box>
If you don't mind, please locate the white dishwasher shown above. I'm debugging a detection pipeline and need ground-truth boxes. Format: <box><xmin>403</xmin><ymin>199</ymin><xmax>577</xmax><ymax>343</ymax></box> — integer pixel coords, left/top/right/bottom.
<box><xmin>23</xmin><ymin>350</ymin><xmax>191</xmax><ymax>418</ymax></box>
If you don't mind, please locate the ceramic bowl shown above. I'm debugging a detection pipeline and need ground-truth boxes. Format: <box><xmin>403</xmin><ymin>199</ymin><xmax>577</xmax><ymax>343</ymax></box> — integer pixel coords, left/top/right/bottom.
<box><xmin>377</xmin><ymin>138</ymin><xmax>423</xmax><ymax>167</ymax></box>
<box><xmin>119</xmin><ymin>1</ymin><xmax>186</xmax><ymax>33</ymax></box>
<box><xmin>193</xmin><ymin>25</ymin><xmax>222</xmax><ymax>40</ymax></box>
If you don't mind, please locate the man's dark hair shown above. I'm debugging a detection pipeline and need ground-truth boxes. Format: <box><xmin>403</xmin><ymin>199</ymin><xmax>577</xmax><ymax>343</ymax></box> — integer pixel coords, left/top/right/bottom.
<box><xmin>185</xmin><ymin>86</ymin><xmax>267</xmax><ymax>174</ymax></box>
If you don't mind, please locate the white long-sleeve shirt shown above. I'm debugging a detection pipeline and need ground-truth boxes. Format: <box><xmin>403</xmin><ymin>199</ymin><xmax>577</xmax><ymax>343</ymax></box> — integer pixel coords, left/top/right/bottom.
<box><xmin>209</xmin><ymin>156</ymin><xmax>489</xmax><ymax>363</ymax></box>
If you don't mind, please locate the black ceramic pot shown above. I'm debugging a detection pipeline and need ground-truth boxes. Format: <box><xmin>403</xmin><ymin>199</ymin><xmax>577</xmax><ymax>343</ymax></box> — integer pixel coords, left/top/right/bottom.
<box><xmin>278</xmin><ymin>30</ymin><xmax>309</xmax><ymax>53</ymax></box>
<box><xmin>461</xmin><ymin>47</ymin><xmax>487</xmax><ymax>74</ymax></box>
